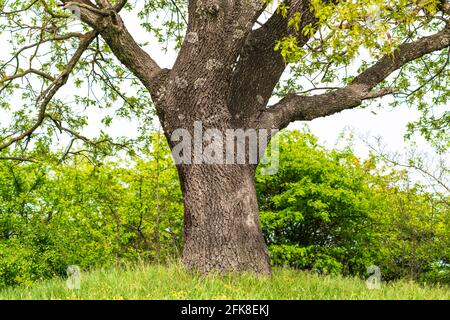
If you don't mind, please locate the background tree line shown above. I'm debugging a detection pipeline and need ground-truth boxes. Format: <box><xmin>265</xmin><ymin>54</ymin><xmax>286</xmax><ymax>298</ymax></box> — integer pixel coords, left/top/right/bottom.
<box><xmin>0</xmin><ymin>130</ymin><xmax>448</xmax><ymax>288</ymax></box>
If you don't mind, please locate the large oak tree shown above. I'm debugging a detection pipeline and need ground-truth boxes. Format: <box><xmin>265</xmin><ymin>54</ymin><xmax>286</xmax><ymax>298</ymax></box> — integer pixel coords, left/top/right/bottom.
<box><xmin>1</xmin><ymin>0</ymin><xmax>449</xmax><ymax>274</ymax></box>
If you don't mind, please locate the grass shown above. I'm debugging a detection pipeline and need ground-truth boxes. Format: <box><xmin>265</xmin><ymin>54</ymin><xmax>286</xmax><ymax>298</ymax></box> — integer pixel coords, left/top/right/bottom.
<box><xmin>0</xmin><ymin>263</ymin><xmax>448</xmax><ymax>300</ymax></box>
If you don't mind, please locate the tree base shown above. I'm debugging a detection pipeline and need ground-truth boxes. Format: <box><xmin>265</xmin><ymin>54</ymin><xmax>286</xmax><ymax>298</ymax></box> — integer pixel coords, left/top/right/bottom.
<box><xmin>179</xmin><ymin>164</ymin><xmax>272</xmax><ymax>275</ymax></box>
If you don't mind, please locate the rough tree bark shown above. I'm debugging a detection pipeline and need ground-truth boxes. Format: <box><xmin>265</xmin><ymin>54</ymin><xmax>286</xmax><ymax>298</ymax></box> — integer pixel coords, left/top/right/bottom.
<box><xmin>3</xmin><ymin>0</ymin><xmax>450</xmax><ymax>274</ymax></box>
<box><xmin>179</xmin><ymin>164</ymin><xmax>271</xmax><ymax>274</ymax></box>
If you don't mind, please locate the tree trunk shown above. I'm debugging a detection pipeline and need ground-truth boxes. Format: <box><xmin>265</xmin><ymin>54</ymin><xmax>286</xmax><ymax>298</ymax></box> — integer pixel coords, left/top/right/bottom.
<box><xmin>178</xmin><ymin>164</ymin><xmax>271</xmax><ymax>275</ymax></box>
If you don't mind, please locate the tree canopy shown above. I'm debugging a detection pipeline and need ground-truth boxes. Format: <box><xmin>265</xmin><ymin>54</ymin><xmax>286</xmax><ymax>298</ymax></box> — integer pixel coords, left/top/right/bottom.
<box><xmin>0</xmin><ymin>0</ymin><xmax>449</xmax><ymax>161</ymax></box>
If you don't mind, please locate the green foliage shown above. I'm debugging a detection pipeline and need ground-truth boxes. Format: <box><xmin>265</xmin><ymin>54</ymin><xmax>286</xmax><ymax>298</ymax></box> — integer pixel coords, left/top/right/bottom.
<box><xmin>257</xmin><ymin>131</ymin><xmax>378</xmax><ymax>276</ymax></box>
<box><xmin>1</xmin><ymin>0</ymin><xmax>449</xmax><ymax>156</ymax></box>
<box><xmin>0</xmin><ymin>133</ymin><xmax>183</xmax><ymax>288</ymax></box>
<box><xmin>370</xmin><ymin>182</ymin><xmax>450</xmax><ymax>282</ymax></box>
<box><xmin>137</xmin><ymin>0</ymin><xmax>187</xmax><ymax>50</ymax></box>
<box><xmin>0</xmin><ymin>130</ymin><xmax>448</xmax><ymax>288</ymax></box>
<box><xmin>272</xmin><ymin>0</ymin><xmax>450</xmax><ymax>150</ymax></box>
<box><xmin>0</xmin><ymin>0</ymin><xmax>156</xmax><ymax>160</ymax></box>
<box><xmin>257</xmin><ymin>130</ymin><xmax>449</xmax><ymax>283</ymax></box>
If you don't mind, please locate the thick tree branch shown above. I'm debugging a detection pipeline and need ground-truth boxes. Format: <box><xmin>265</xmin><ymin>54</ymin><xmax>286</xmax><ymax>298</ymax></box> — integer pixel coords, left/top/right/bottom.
<box><xmin>259</xmin><ymin>26</ymin><xmax>450</xmax><ymax>129</ymax></box>
<box><xmin>98</xmin><ymin>20</ymin><xmax>167</xmax><ymax>93</ymax></box>
<box><xmin>0</xmin><ymin>68</ymin><xmax>56</xmax><ymax>84</ymax></box>
<box><xmin>59</xmin><ymin>0</ymin><xmax>167</xmax><ymax>94</ymax></box>
<box><xmin>229</xmin><ymin>0</ymin><xmax>318</xmax><ymax>124</ymax></box>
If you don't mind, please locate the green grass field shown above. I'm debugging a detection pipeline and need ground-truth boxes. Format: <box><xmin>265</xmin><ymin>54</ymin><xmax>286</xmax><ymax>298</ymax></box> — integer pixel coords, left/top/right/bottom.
<box><xmin>0</xmin><ymin>264</ymin><xmax>448</xmax><ymax>300</ymax></box>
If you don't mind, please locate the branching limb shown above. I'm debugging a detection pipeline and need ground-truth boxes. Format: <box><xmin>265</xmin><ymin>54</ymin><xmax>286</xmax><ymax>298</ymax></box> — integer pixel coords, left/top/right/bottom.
<box><xmin>229</xmin><ymin>0</ymin><xmax>317</xmax><ymax>123</ymax></box>
<box><xmin>0</xmin><ymin>31</ymin><xmax>98</xmax><ymax>151</ymax></box>
<box><xmin>58</xmin><ymin>0</ymin><xmax>167</xmax><ymax>94</ymax></box>
<box><xmin>0</xmin><ymin>69</ymin><xmax>56</xmax><ymax>84</ymax></box>
<box><xmin>258</xmin><ymin>26</ymin><xmax>450</xmax><ymax>129</ymax></box>
<box><xmin>46</xmin><ymin>112</ymin><xmax>128</xmax><ymax>149</ymax></box>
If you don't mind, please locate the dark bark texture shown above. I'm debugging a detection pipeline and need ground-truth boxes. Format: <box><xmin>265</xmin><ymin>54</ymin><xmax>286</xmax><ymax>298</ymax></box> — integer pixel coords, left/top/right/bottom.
<box><xmin>180</xmin><ymin>164</ymin><xmax>271</xmax><ymax>274</ymax></box>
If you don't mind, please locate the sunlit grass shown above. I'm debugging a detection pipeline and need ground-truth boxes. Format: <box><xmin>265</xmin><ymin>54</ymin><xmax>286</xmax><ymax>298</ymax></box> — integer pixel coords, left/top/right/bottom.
<box><xmin>0</xmin><ymin>263</ymin><xmax>448</xmax><ymax>300</ymax></box>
